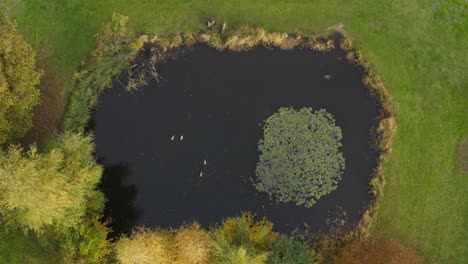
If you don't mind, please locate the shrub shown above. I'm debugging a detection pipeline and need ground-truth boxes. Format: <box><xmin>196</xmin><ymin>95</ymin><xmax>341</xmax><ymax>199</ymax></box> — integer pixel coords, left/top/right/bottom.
<box><xmin>0</xmin><ymin>11</ymin><xmax>41</xmax><ymax>145</ymax></box>
<box><xmin>0</xmin><ymin>132</ymin><xmax>103</xmax><ymax>233</ymax></box>
<box><xmin>254</xmin><ymin>107</ymin><xmax>345</xmax><ymax>207</ymax></box>
<box><xmin>268</xmin><ymin>235</ymin><xmax>319</xmax><ymax>264</ymax></box>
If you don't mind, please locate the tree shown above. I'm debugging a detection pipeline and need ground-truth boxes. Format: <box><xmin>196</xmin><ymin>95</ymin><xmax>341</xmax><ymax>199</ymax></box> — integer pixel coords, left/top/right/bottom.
<box><xmin>254</xmin><ymin>107</ymin><xmax>345</xmax><ymax>207</ymax></box>
<box><xmin>211</xmin><ymin>233</ymin><xmax>269</xmax><ymax>264</ymax></box>
<box><xmin>0</xmin><ymin>11</ymin><xmax>41</xmax><ymax>145</ymax></box>
<box><xmin>0</xmin><ymin>132</ymin><xmax>104</xmax><ymax>233</ymax></box>
<box><xmin>174</xmin><ymin>223</ymin><xmax>212</xmax><ymax>264</ymax></box>
<box><xmin>115</xmin><ymin>223</ymin><xmax>212</xmax><ymax>264</ymax></box>
<box><xmin>268</xmin><ymin>235</ymin><xmax>318</xmax><ymax>264</ymax></box>
<box><xmin>333</xmin><ymin>238</ymin><xmax>424</xmax><ymax>264</ymax></box>
<box><xmin>211</xmin><ymin>213</ymin><xmax>279</xmax><ymax>264</ymax></box>
<box><xmin>115</xmin><ymin>228</ymin><xmax>175</xmax><ymax>264</ymax></box>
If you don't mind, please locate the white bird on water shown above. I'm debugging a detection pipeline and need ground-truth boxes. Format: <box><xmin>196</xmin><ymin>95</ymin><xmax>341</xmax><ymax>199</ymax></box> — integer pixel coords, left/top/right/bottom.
<box><xmin>199</xmin><ymin>171</ymin><xmax>203</xmax><ymax>177</ymax></box>
<box><xmin>180</xmin><ymin>135</ymin><xmax>184</xmax><ymax>141</ymax></box>
<box><xmin>204</xmin><ymin>160</ymin><xmax>207</xmax><ymax>166</ymax></box>
<box><xmin>171</xmin><ymin>135</ymin><xmax>175</xmax><ymax>141</ymax></box>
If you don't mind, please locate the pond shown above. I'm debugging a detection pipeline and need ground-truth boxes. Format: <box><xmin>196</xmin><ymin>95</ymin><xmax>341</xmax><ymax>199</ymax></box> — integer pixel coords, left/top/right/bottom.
<box><xmin>93</xmin><ymin>44</ymin><xmax>381</xmax><ymax>236</ymax></box>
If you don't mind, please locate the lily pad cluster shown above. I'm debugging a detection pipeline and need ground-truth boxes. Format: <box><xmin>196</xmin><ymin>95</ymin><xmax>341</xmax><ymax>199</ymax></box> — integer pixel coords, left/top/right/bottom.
<box><xmin>254</xmin><ymin>107</ymin><xmax>345</xmax><ymax>207</ymax></box>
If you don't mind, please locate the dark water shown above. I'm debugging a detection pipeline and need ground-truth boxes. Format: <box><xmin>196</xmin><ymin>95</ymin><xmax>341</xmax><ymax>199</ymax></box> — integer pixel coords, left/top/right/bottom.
<box><xmin>93</xmin><ymin>45</ymin><xmax>380</xmax><ymax>235</ymax></box>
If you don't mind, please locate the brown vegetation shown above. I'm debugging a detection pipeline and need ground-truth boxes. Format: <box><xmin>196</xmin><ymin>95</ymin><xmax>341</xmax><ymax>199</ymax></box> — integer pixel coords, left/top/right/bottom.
<box><xmin>149</xmin><ymin>26</ymin><xmax>335</xmax><ymax>53</ymax></box>
<box><xmin>20</xmin><ymin>60</ymin><xmax>69</xmax><ymax>146</ymax></box>
<box><xmin>333</xmin><ymin>238</ymin><xmax>424</xmax><ymax>264</ymax></box>
<box><xmin>456</xmin><ymin>137</ymin><xmax>468</xmax><ymax>174</ymax></box>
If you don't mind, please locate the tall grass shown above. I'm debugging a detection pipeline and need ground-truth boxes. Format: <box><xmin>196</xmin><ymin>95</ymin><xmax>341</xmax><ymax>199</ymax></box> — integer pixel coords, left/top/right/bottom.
<box><xmin>61</xmin><ymin>14</ymin><xmax>144</xmax><ymax>133</ymax></box>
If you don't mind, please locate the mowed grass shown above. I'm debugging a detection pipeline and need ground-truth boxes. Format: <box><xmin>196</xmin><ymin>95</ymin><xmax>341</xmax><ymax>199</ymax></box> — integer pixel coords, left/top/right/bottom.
<box><xmin>3</xmin><ymin>0</ymin><xmax>467</xmax><ymax>263</ymax></box>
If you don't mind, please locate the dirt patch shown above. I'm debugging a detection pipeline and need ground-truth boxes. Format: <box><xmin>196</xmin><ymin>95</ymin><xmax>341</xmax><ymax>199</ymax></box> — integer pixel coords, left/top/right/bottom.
<box><xmin>20</xmin><ymin>59</ymin><xmax>71</xmax><ymax>147</ymax></box>
<box><xmin>457</xmin><ymin>137</ymin><xmax>468</xmax><ymax>174</ymax></box>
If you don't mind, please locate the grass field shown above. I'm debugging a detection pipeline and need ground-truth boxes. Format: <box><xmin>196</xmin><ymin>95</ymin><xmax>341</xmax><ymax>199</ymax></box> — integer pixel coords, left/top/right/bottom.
<box><xmin>2</xmin><ymin>0</ymin><xmax>467</xmax><ymax>263</ymax></box>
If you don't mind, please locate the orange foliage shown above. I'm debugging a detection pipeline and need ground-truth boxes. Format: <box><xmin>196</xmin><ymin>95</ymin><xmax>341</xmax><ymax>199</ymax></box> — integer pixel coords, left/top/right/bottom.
<box><xmin>333</xmin><ymin>238</ymin><xmax>424</xmax><ymax>264</ymax></box>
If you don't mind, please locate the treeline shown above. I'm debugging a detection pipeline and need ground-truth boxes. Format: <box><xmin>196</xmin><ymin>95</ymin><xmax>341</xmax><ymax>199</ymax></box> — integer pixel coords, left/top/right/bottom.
<box><xmin>0</xmin><ymin>10</ymin><xmax>110</xmax><ymax>263</ymax></box>
<box><xmin>116</xmin><ymin>213</ymin><xmax>318</xmax><ymax>264</ymax></box>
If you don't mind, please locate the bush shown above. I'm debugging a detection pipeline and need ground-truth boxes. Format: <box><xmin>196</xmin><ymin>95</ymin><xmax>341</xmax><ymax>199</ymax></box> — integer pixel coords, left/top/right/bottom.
<box><xmin>268</xmin><ymin>235</ymin><xmax>319</xmax><ymax>264</ymax></box>
<box><xmin>254</xmin><ymin>107</ymin><xmax>345</xmax><ymax>207</ymax></box>
<box><xmin>0</xmin><ymin>11</ymin><xmax>41</xmax><ymax>145</ymax></box>
<box><xmin>0</xmin><ymin>132</ymin><xmax>103</xmax><ymax>233</ymax></box>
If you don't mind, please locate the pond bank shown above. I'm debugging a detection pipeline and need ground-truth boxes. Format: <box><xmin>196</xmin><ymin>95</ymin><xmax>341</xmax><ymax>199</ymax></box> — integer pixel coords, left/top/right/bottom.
<box><xmin>93</xmin><ymin>43</ymin><xmax>382</xmax><ymax>236</ymax></box>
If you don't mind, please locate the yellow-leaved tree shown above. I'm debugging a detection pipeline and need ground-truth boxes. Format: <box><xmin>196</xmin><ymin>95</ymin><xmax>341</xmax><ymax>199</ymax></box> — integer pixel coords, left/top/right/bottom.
<box><xmin>115</xmin><ymin>227</ymin><xmax>175</xmax><ymax>264</ymax></box>
<box><xmin>174</xmin><ymin>223</ymin><xmax>212</xmax><ymax>264</ymax></box>
<box><xmin>0</xmin><ymin>132</ymin><xmax>104</xmax><ymax>233</ymax></box>
<box><xmin>116</xmin><ymin>223</ymin><xmax>212</xmax><ymax>264</ymax></box>
<box><xmin>0</xmin><ymin>11</ymin><xmax>41</xmax><ymax>145</ymax></box>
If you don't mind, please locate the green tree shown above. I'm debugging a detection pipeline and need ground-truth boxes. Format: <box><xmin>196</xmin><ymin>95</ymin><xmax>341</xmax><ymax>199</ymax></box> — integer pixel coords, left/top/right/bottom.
<box><xmin>0</xmin><ymin>132</ymin><xmax>104</xmax><ymax>233</ymax></box>
<box><xmin>211</xmin><ymin>235</ymin><xmax>268</xmax><ymax>264</ymax></box>
<box><xmin>254</xmin><ymin>107</ymin><xmax>345</xmax><ymax>207</ymax></box>
<box><xmin>268</xmin><ymin>235</ymin><xmax>319</xmax><ymax>264</ymax></box>
<box><xmin>211</xmin><ymin>213</ymin><xmax>278</xmax><ymax>264</ymax></box>
<box><xmin>0</xmin><ymin>11</ymin><xmax>41</xmax><ymax>145</ymax></box>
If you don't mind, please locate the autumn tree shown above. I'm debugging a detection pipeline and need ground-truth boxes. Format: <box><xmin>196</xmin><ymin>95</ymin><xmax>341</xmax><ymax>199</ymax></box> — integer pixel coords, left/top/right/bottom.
<box><xmin>0</xmin><ymin>132</ymin><xmax>104</xmax><ymax>233</ymax></box>
<box><xmin>174</xmin><ymin>223</ymin><xmax>212</xmax><ymax>264</ymax></box>
<box><xmin>0</xmin><ymin>11</ymin><xmax>41</xmax><ymax>145</ymax></box>
<box><xmin>115</xmin><ymin>228</ymin><xmax>175</xmax><ymax>264</ymax></box>
<box><xmin>115</xmin><ymin>224</ymin><xmax>212</xmax><ymax>264</ymax></box>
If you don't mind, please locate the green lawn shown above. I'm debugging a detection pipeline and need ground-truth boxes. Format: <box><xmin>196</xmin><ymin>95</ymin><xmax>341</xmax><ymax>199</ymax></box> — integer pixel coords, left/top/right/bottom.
<box><xmin>3</xmin><ymin>0</ymin><xmax>467</xmax><ymax>263</ymax></box>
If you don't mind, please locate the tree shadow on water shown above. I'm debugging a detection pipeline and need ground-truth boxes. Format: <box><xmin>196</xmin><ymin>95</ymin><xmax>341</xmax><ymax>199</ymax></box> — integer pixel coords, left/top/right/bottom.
<box><xmin>99</xmin><ymin>163</ymin><xmax>140</xmax><ymax>237</ymax></box>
